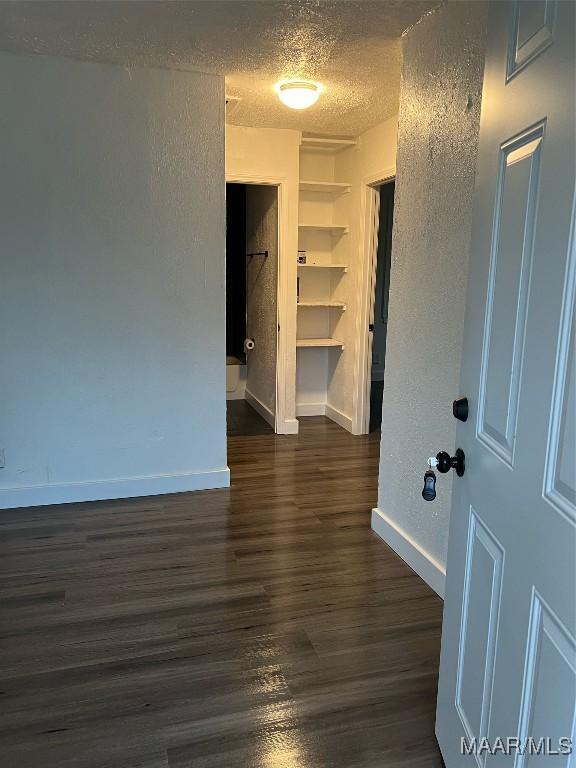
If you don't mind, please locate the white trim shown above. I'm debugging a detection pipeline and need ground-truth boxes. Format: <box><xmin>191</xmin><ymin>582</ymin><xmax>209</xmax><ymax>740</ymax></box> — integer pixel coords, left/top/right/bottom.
<box><xmin>371</xmin><ymin>507</ymin><xmax>446</xmax><ymax>598</ymax></box>
<box><xmin>353</xmin><ymin>168</ymin><xmax>396</xmax><ymax>435</ymax></box>
<box><xmin>295</xmin><ymin>402</ymin><xmax>353</xmax><ymax>431</ymax></box>
<box><xmin>277</xmin><ymin>418</ymin><xmax>299</xmax><ymax>435</ymax></box>
<box><xmin>226</xmin><ymin>172</ymin><xmax>297</xmax><ymax>435</ymax></box>
<box><xmin>0</xmin><ymin>468</ymin><xmax>231</xmax><ymax>510</ymax></box>
<box><xmin>245</xmin><ymin>387</ymin><xmax>275</xmax><ymax>427</ymax></box>
<box><xmin>296</xmin><ymin>402</ymin><xmax>326</xmax><ymax>416</ymax></box>
<box><xmin>325</xmin><ymin>403</ymin><xmax>353</xmax><ymax>432</ymax></box>
<box><xmin>225</xmin><ymin>388</ymin><xmax>246</xmax><ymax>401</ymax></box>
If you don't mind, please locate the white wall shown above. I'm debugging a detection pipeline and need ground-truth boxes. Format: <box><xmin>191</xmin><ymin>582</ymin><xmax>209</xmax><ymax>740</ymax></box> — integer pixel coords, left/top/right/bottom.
<box><xmin>372</xmin><ymin>1</ymin><xmax>488</xmax><ymax>597</ymax></box>
<box><xmin>328</xmin><ymin>117</ymin><xmax>398</xmax><ymax>429</ymax></box>
<box><xmin>226</xmin><ymin>125</ymin><xmax>300</xmax><ymax>433</ymax></box>
<box><xmin>0</xmin><ymin>52</ymin><xmax>228</xmax><ymax>509</ymax></box>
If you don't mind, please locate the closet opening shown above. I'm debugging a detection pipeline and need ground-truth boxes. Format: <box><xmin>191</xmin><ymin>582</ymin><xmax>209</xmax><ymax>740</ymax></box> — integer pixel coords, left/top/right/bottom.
<box><xmin>296</xmin><ymin>137</ymin><xmax>354</xmax><ymax>429</ymax></box>
<box><xmin>226</xmin><ymin>182</ymin><xmax>279</xmax><ymax>437</ymax></box>
<box><xmin>368</xmin><ymin>180</ymin><xmax>395</xmax><ymax>432</ymax></box>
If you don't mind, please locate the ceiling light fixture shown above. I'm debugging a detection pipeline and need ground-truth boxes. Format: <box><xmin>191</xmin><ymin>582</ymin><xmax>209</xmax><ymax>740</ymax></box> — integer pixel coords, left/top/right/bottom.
<box><xmin>275</xmin><ymin>80</ymin><xmax>322</xmax><ymax>110</ymax></box>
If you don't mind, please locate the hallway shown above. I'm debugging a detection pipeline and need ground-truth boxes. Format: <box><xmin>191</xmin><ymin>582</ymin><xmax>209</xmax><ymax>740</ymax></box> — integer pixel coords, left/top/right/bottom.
<box><xmin>0</xmin><ymin>418</ymin><xmax>443</xmax><ymax>767</ymax></box>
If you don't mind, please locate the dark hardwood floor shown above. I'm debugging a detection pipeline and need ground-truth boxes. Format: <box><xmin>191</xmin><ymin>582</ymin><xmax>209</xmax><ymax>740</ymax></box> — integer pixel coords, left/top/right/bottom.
<box><xmin>0</xmin><ymin>417</ymin><xmax>443</xmax><ymax>768</ymax></box>
<box><xmin>227</xmin><ymin>400</ymin><xmax>274</xmax><ymax>437</ymax></box>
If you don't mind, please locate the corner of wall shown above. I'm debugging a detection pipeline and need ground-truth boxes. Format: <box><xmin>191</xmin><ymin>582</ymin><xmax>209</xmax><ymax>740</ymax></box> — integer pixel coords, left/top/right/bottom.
<box><xmin>371</xmin><ymin>507</ymin><xmax>446</xmax><ymax>598</ymax></box>
<box><xmin>372</xmin><ymin>0</ymin><xmax>487</xmax><ymax>584</ymax></box>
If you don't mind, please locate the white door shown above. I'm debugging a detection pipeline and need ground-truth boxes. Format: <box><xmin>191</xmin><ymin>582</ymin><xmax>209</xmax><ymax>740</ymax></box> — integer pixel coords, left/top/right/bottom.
<box><xmin>436</xmin><ymin>1</ymin><xmax>575</xmax><ymax>765</ymax></box>
<box><xmin>245</xmin><ymin>184</ymin><xmax>279</xmax><ymax>430</ymax></box>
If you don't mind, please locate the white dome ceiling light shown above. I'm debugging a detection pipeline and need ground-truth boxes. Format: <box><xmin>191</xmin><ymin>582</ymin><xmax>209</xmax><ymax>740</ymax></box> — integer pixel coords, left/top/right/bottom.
<box><xmin>275</xmin><ymin>80</ymin><xmax>322</xmax><ymax>110</ymax></box>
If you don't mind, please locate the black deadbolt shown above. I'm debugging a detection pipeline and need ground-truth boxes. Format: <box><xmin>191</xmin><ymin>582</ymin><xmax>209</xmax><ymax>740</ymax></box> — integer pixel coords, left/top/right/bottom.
<box><xmin>453</xmin><ymin>397</ymin><xmax>469</xmax><ymax>422</ymax></box>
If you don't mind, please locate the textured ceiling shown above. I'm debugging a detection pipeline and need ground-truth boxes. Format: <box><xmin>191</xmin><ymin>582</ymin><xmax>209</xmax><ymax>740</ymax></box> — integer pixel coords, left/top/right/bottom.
<box><xmin>0</xmin><ymin>1</ymin><xmax>441</xmax><ymax>136</ymax></box>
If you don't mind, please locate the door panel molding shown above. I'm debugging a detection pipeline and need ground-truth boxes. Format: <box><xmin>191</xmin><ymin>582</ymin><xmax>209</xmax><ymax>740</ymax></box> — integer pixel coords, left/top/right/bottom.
<box><xmin>544</xmin><ymin>192</ymin><xmax>576</xmax><ymax>523</ymax></box>
<box><xmin>515</xmin><ymin>588</ymin><xmax>576</xmax><ymax>768</ymax></box>
<box><xmin>478</xmin><ymin>121</ymin><xmax>545</xmax><ymax>466</ymax></box>
<box><xmin>456</xmin><ymin>508</ymin><xmax>505</xmax><ymax>765</ymax></box>
<box><xmin>507</xmin><ymin>0</ymin><xmax>558</xmax><ymax>81</ymax></box>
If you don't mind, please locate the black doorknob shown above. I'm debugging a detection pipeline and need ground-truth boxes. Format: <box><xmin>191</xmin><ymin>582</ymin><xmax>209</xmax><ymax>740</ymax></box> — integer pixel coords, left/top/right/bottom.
<box><xmin>422</xmin><ymin>470</ymin><xmax>437</xmax><ymax>501</ymax></box>
<box><xmin>422</xmin><ymin>448</ymin><xmax>465</xmax><ymax>502</ymax></box>
<box><xmin>430</xmin><ymin>449</ymin><xmax>465</xmax><ymax>477</ymax></box>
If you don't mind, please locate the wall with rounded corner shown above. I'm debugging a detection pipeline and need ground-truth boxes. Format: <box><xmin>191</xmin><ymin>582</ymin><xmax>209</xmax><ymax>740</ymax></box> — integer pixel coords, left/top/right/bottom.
<box><xmin>372</xmin><ymin>1</ymin><xmax>488</xmax><ymax>596</ymax></box>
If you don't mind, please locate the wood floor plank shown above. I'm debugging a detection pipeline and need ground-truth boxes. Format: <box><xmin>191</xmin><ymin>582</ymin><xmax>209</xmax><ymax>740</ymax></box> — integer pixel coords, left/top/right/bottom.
<box><xmin>0</xmin><ymin>417</ymin><xmax>443</xmax><ymax>767</ymax></box>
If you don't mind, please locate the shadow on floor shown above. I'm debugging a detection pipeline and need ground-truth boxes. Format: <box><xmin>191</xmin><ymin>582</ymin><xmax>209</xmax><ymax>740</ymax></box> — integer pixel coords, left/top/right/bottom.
<box><xmin>227</xmin><ymin>399</ymin><xmax>274</xmax><ymax>437</ymax></box>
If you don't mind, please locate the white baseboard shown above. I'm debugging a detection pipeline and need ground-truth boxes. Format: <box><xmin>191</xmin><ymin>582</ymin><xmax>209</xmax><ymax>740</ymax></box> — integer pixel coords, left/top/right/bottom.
<box><xmin>371</xmin><ymin>507</ymin><xmax>446</xmax><ymax>598</ymax></box>
<box><xmin>226</xmin><ymin>386</ymin><xmax>246</xmax><ymax>401</ymax></box>
<box><xmin>277</xmin><ymin>418</ymin><xmax>299</xmax><ymax>435</ymax></box>
<box><xmin>295</xmin><ymin>402</ymin><xmax>353</xmax><ymax>433</ymax></box>
<box><xmin>0</xmin><ymin>467</ymin><xmax>230</xmax><ymax>510</ymax></box>
<box><xmin>325</xmin><ymin>403</ymin><xmax>353</xmax><ymax>433</ymax></box>
<box><xmin>296</xmin><ymin>402</ymin><xmax>326</xmax><ymax>417</ymax></box>
<box><xmin>245</xmin><ymin>388</ymin><xmax>275</xmax><ymax>428</ymax></box>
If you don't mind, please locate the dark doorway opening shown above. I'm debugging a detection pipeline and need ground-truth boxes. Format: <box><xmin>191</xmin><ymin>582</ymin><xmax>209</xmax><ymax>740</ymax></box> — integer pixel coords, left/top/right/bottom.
<box><xmin>369</xmin><ymin>180</ymin><xmax>395</xmax><ymax>432</ymax></box>
<box><xmin>226</xmin><ymin>182</ymin><xmax>279</xmax><ymax>437</ymax></box>
<box><xmin>226</xmin><ymin>182</ymin><xmax>247</xmax><ymax>363</ymax></box>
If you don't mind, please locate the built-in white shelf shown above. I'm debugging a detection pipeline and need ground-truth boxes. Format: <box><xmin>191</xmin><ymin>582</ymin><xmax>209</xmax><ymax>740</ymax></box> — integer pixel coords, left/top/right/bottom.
<box><xmin>299</xmin><ymin>181</ymin><xmax>352</xmax><ymax>195</ymax></box>
<box><xmin>299</xmin><ymin>224</ymin><xmax>349</xmax><ymax>234</ymax></box>
<box><xmin>298</xmin><ymin>301</ymin><xmax>346</xmax><ymax>310</ymax></box>
<box><xmin>296</xmin><ymin>338</ymin><xmax>344</xmax><ymax>349</ymax></box>
<box><xmin>301</xmin><ymin>137</ymin><xmax>358</xmax><ymax>153</ymax></box>
<box><xmin>297</xmin><ymin>262</ymin><xmax>348</xmax><ymax>271</ymax></box>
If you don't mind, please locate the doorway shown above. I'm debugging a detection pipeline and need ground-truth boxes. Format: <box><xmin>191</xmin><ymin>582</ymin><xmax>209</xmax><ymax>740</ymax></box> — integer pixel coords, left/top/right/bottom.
<box><xmin>226</xmin><ymin>182</ymin><xmax>279</xmax><ymax>437</ymax></box>
<box><xmin>368</xmin><ymin>180</ymin><xmax>395</xmax><ymax>432</ymax></box>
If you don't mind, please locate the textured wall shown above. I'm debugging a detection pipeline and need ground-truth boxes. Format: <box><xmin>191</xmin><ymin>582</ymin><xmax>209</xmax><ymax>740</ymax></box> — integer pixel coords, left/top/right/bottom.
<box><xmin>0</xmin><ymin>52</ymin><xmax>227</xmax><ymax>507</ymax></box>
<box><xmin>376</xmin><ymin>1</ymin><xmax>488</xmax><ymax>571</ymax></box>
<box><xmin>246</xmin><ymin>185</ymin><xmax>279</xmax><ymax>418</ymax></box>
